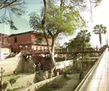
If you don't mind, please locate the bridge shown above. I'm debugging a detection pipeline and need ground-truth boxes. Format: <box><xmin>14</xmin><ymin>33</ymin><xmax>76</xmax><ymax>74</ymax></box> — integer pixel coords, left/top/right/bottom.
<box><xmin>23</xmin><ymin>48</ymin><xmax>103</xmax><ymax>55</ymax></box>
<box><xmin>75</xmin><ymin>48</ymin><xmax>109</xmax><ymax>91</ymax></box>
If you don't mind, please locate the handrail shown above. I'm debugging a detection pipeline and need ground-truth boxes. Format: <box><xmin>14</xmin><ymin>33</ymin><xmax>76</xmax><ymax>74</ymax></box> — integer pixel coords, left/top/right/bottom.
<box><xmin>74</xmin><ymin>48</ymin><xmax>107</xmax><ymax>91</ymax></box>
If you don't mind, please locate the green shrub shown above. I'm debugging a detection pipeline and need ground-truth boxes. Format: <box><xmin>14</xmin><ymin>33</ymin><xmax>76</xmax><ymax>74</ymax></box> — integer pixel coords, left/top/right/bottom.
<box><xmin>7</xmin><ymin>89</ymin><xmax>13</xmax><ymax>91</ymax></box>
<box><xmin>9</xmin><ymin>78</ymin><xmax>16</xmax><ymax>86</ymax></box>
<box><xmin>38</xmin><ymin>87</ymin><xmax>53</xmax><ymax>91</ymax></box>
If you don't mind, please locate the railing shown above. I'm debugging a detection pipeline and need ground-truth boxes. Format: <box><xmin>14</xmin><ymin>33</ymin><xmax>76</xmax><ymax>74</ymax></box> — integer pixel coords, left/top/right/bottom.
<box><xmin>74</xmin><ymin>48</ymin><xmax>107</xmax><ymax>91</ymax></box>
<box><xmin>21</xmin><ymin>48</ymin><xmax>102</xmax><ymax>55</ymax></box>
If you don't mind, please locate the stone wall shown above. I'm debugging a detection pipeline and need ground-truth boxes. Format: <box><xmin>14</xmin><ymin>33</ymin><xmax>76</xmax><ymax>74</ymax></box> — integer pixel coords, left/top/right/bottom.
<box><xmin>0</xmin><ymin>55</ymin><xmax>22</xmax><ymax>75</ymax></box>
<box><xmin>0</xmin><ymin>53</ymin><xmax>35</xmax><ymax>75</ymax></box>
<box><xmin>21</xmin><ymin>76</ymin><xmax>60</xmax><ymax>91</ymax></box>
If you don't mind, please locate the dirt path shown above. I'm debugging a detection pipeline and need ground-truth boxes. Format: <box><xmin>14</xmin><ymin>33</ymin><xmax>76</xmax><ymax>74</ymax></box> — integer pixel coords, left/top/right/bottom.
<box><xmin>53</xmin><ymin>74</ymin><xmax>80</xmax><ymax>91</ymax></box>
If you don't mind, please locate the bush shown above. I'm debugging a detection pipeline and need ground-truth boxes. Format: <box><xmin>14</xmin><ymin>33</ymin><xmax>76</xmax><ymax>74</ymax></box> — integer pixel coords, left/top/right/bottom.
<box><xmin>37</xmin><ymin>87</ymin><xmax>53</xmax><ymax>91</ymax></box>
<box><xmin>9</xmin><ymin>78</ymin><xmax>17</xmax><ymax>86</ymax></box>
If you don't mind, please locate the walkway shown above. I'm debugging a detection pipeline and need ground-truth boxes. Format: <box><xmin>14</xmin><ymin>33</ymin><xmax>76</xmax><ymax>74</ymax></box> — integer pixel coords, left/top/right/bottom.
<box><xmin>75</xmin><ymin>48</ymin><xmax>109</xmax><ymax>91</ymax></box>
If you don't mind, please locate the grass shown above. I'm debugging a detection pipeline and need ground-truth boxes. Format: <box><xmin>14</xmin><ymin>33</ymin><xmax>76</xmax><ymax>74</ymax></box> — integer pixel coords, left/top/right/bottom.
<box><xmin>37</xmin><ymin>76</ymin><xmax>71</xmax><ymax>91</ymax></box>
<box><xmin>7</xmin><ymin>87</ymin><xmax>23</xmax><ymax>91</ymax></box>
<box><xmin>1</xmin><ymin>73</ymin><xmax>17</xmax><ymax>78</ymax></box>
<box><xmin>37</xmin><ymin>88</ymin><xmax>53</xmax><ymax>91</ymax></box>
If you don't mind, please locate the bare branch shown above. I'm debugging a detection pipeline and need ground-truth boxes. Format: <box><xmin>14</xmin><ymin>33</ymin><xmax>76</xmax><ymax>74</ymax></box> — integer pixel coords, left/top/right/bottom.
<box><xmin>0</xmin><ymin>0</ymin><xmax>18</xmax><ymax>10</ymax></box>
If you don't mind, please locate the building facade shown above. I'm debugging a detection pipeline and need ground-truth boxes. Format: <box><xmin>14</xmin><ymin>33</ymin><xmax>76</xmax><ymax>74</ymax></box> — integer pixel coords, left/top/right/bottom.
<box><xmin>0</xmin><ymin>33</ymin><xmax>10</xmax><ymax>60</ymax></box>
<box><xmin>8</xmin><ymin>31</ymin><xmax>52</xmax><ymax>53</ymax></box>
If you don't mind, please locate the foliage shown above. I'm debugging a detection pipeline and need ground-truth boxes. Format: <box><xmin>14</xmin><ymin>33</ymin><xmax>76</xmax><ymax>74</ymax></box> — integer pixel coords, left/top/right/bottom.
<box><xmin>7</xmin><ymin>87</ymin><xmax>23</xmax><ymax>91</ymax></box>
<box><xmin>93</xmin><ymin>24</ymin><xmax>107</xmax><ymax>47</ymax></box>
<box><xmin>0</xmin><ymin>0</ymin><xmax>25</xmax><ymax>30</ymax></box>
<box><xmin>37</xmin><ymin>76</ymin><xmax>67</xmax><ymax>91</ymax></box>
<box><xmin>65</xmin><ymin>29</ymin><xmax>91</xmax><ymax>49</ymax></box>
<box><xmin>63</xmin><ymin>66</ymin><xmax>72</xmax><ymax>78</ymax></box>
<box><xmin>2</xmin><ymin>73</ymin><xmax>17</xmax><ymax>78</ymax></box>
<box><xmin>30</xmin><ymin>0</ymin><xmax>102</xmax><ymax>78</ymax></box>
<box><xmin>29</xmin><ymin>1</ymin><xmax>86</xmax><ymax>72</ymax></box>
<box><xmin>99</xmin><ymin>44</ymin><xmax>108</xmax><ymax>53</ymax></box>
<box><xmin>9</xmin><ymin>78</ymin><xmax>17</xmax><ymax>86</ymax></box>
<box><xmin>30</xmin><ymin>2</ymin><xmax>85</xmax><ymax>37</ymax></box>
<box><xmin>37</xmin><ymin>87</ymin><xmax>53</xmax><ymax>91</ymax></box>
<box><xmin>2</xmin><ymin>81</ymin><xmax>8</xmax><ymax>91</ymax></box>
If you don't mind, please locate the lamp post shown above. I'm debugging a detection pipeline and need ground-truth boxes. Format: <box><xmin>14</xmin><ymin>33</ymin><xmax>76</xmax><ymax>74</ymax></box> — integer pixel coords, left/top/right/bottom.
<box><xmin>19</xmin><ymin>45</ymin><xmax>22</xmax><ymax>51</ymax></box>
<box><xmin>25</xmin><ymin>45</ymin><xmax>28</xmax><ymax>53</ymax></box>
<box><xmin>0</xmin><ymin>67</ymin><xmax>5</xmax><ymax>91</ymax></box>
<box><xmin>0</xmin><ymin>42</ymin><xmax>1</xmax><ymax>60</ymax></box>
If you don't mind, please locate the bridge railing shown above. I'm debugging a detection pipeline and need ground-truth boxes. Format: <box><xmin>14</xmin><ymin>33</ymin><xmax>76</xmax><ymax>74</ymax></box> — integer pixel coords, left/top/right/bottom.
<box><xmin>74</xmin><ymin>48</ymin><xmax>106</xmax><ymax>91</ymax></box>
<box><xmin>21</xmin><ymin>48</ymin><xmax>101</xmax><ymax>55</ymax></box>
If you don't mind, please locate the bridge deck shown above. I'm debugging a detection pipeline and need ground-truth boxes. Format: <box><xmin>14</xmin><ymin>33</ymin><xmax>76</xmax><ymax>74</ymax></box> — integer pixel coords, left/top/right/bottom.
<box><xmin>75</xmin><ymin>48</ymin><xmax>109</xmax><ymax>91</ymax></box>
<box><xmin>23</xmin><ymin>49</ymin><xmax>102</xmax><ymax>55</ymax></box>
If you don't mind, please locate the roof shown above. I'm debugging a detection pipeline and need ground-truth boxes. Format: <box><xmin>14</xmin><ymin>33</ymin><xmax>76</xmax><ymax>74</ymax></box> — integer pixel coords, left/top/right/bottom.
<box><xmin>0</xmin><ymin>33</ymin><xmax>8</xmax><ymax>36</ymax></box>
<box><xmin>9</xmin><ymin>31</ymin><xmax>35</xmax><ymax>36</ymax></box>
<box><xmin>9</xmin><ymin>31</ymin><xmax>51</xmax><ymax>38</ymax></box>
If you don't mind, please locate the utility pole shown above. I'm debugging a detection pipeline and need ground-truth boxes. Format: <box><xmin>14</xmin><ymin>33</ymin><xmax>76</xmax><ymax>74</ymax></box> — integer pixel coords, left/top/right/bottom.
<box><xmin>80</xmin><ymin>35</ymin><xmax>85</xmax><ymax>81</ymax></box>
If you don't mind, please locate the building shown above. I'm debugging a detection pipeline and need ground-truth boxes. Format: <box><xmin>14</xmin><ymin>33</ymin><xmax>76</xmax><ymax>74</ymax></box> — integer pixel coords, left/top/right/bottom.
<box><xmin>0</xmin><ymin>33</ymin><xmax>10</xmax><ymax>60</ymax></box>
<box><xmin>8</xmin><ymin>31</ymin><xmax>52</xmax><ymax>53</ymax></box>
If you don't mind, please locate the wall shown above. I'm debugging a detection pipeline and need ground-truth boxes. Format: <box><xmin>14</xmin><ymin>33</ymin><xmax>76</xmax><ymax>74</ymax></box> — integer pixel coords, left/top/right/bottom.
<box><xmin>0</xmin><ymin>55</ymin><xmax>22</xmax><ymax>75</ymax></box>
<box><xmin>9</xmin><ymin>32</ymin><xmax>32</xmax><ymax>52</ymax></box>
<box><xmin>0</xmin><ymin>53</ymin><xmax>36</xmax><ymax>75</ymax></box>
<box><xmin>21</xmin><ymin>76</ymin><xmax>60</xmax><ymax>91</ymax></box>
<box><xmin>9</xmin><ymin>31</ymin><xmax>52</xmax><ymax>53</ymax></box>
<box><xmin>56</xmin><ymin>60</ymin><xmax>73</xmax><ymax>69</ymax></box>
<box><xmin>0</xmin><ymin>33</ymin><xmax>9</xmax><ymax>48</ymax></box>
<box><xmin>0</xmin><ymin>48</ymin><xmax>10</xmax><ymax>60</ymax></box>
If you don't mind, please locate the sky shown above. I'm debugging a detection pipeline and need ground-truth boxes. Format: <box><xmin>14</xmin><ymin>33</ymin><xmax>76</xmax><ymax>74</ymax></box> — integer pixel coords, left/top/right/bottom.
<box><xmin>0</xmin><ymin>0</ymin><xmax>109</xmax><ymax>48</ymax></box>
<box><xmin>88</xmin><ymin>0</ymin><xmax>109</xmax><ymax>48</ymax></box>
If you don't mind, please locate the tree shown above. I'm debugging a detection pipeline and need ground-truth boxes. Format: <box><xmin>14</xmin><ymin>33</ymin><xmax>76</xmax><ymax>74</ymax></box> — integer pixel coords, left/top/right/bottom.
<box><xmin>93</xmin><ymin>24</ymin><xmax>107</xmax><ymax>47</ymax></box>
<box><xmin>30</xmin><ymin>0</ymin><xmax>102</xmax><ymax>78</ymax></box>
<box><xmin>65</xmin><ymin>29</ymin><xmax>91</xmax><ymax>60</ymax></box>
<box><xmin>30</xmin><ymin>0</ymin><xmax>86</xmax><ymax>77</ymax></box>
<box><xmin>0</xmin><ymin>0</ymin><xmax>25</xmax><ymax>30</ymax></box>
<box><xmin>66</xmin><ymin>29</ymin><xmax>91</xmax><ymax>49</ymax></box>
<box><xmin>64</xmin><ymin>29</ymin><xmax>91</xmax><ymax>80</ymax></box>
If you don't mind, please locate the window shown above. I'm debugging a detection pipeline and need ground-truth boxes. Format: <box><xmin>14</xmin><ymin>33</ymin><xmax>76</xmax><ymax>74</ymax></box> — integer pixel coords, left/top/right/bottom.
<box><xmin>40</xmin><ymin>47</ymin><xmax>42</xmax><ymax>50</ymax></box>
<box><xmin>2</xmin><ymin>37</ymin><xmax>4</xmax><ymax>45</ymax></box>
<box><xmin>14</xmin><ymin>37</ymin><xmax>17</xmax><ymax>43</ymax></box>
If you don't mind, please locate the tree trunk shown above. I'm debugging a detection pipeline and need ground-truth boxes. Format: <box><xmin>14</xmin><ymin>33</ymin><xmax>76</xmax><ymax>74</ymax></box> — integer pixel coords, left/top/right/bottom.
<box><xmin>99</xmin><ymin>33</ymin><xmax>102</xmax><ymax>48</ymax></box>
<box><xmin>48</xmin><ymin>37</ymin><xmax>56</xmax><ymax>78</ymax></box>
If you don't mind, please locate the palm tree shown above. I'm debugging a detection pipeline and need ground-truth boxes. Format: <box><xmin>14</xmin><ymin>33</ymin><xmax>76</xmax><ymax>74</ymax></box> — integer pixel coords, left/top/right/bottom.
<box><xmin>93</xmin><ymin>24</ymin><xmax>107</xmax><ymax>47</ymax></box>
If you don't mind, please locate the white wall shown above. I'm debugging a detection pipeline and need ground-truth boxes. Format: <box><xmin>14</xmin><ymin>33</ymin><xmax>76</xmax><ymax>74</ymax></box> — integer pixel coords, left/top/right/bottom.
<box><xmin>56</xmin><ymin>60</ymin><xmax>73</xmax><ymax>69</ymax></box>
<box><xmin>0</xmin><ymin>48</ymin><xmax>10</xmax><ymax>60</ymax></box>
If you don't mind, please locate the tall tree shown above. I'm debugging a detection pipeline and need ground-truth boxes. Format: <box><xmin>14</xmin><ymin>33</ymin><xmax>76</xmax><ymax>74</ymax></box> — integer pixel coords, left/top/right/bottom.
<box><xmin>30</xmin><ymin>0</ymin><xmax>102</xmax><ymax>78</ymax></box>
<box><xmin>30</xmin><ymin>0</ymin><xmax>85</xmax><ymax>77</ymax></box>
<box><xmin>0</xmin><ymin>0</ymin><xmax>25</xmax><ymax>30</ymax></box>
<box><xmin>93</xmin><ymin>24</ymin><xmax>107</xmax><ymax>47</ymax></box>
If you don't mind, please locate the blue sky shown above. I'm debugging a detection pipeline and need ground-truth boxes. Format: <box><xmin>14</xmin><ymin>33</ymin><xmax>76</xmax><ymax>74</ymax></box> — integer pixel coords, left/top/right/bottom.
<box><xmin>0</xmin><ymin>0</ymin><xmax>43</xmax><ymax>34</ymax></box>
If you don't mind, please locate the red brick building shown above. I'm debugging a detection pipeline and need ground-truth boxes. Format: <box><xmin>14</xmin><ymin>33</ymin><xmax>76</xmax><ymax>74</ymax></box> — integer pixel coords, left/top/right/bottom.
<box><xmin>9</xmin><ymin>31</ymin><xmax>52</xmax><ymax>53</ymax></box>
<box><xmin>0</xmin><ymin>33</ymin><xmax>10</xmax><ymax>60</ymax></box>
<box><xmin>0</xmin><ymin>33</ymin><xmax>9</xmax><ymax>48</ymax></box>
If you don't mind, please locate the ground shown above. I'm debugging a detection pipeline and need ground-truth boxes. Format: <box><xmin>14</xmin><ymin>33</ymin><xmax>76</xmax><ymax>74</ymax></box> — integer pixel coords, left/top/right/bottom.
<box><xmin>2</xmin><ymin>73</ymin><xmax>35</xmax><ymax>91</ymax></box>
<box><xmin>37</xmin><ymin>73</ymin><xmax>80</xmax><ymax>91</ymax></box>
<box><xmin>53</xmin><ymin>74</ymin><xmax>80</xmax><ymax>91</ymax></box>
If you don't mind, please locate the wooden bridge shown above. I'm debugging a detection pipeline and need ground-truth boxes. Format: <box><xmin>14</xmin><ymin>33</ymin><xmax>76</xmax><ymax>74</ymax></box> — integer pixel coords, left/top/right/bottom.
<box><xmin>33</xmin><ymin>48</ymin><xmax>101</xmax><ymax>54</ymax></box>
<box><xmin>22</xmin><ymin>48</ymin><xmax>103</xmax><ymax>55</ymax></box>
